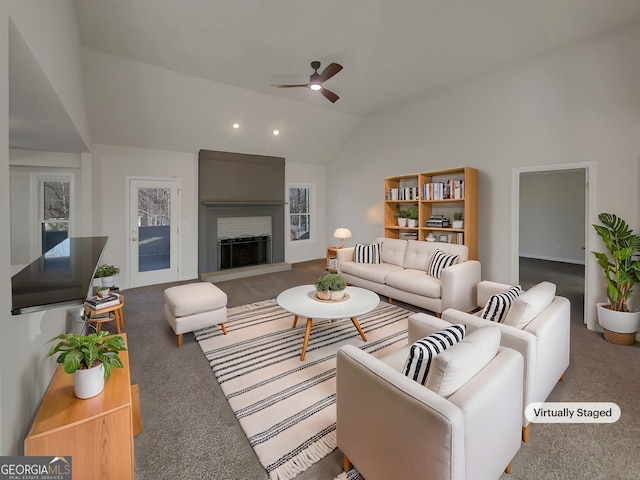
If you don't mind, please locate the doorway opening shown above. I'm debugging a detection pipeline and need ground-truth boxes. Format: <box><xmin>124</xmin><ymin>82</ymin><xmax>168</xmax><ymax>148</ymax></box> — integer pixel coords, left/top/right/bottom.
<box><xmin>511</xmin><ymin>162</ymin><xmax>596</xmax><ymax>329</ymax></box>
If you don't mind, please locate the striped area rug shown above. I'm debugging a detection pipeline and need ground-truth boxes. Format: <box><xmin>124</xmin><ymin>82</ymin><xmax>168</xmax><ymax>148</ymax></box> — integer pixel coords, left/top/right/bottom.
<box><xmin>195</xmin><ymin>298</ymin><xmax>410</xmax><ymax>480</ymax></box>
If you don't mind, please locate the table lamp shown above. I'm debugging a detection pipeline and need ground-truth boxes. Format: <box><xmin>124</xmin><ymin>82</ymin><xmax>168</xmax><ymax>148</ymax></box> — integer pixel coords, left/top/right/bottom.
<box><xmin>333</xmin><ymin>227</ymin><xmax>352</xmax><ymax>248</ymax></box>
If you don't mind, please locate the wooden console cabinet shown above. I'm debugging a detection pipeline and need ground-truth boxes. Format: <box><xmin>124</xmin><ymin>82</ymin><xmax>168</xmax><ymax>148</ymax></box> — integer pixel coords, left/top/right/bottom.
<box><xmin>25</xmin><ymin>334</ymin><xmax>137</xmax><ymax>480</ymax></box>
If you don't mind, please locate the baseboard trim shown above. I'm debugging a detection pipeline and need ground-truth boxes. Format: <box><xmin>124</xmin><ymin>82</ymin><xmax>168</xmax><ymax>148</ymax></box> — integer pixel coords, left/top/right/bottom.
<box><xmin>519</xmin><ymin>254</ymin><xmax>585</xmax><ymax>265</ymax></box>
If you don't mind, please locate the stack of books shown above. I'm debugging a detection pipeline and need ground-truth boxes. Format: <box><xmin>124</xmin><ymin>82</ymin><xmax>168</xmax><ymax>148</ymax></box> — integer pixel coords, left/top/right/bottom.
<box><xmin>85</xmin><ymin>293</ymin><xmax>120</xmax><ymax>310</ymax></box>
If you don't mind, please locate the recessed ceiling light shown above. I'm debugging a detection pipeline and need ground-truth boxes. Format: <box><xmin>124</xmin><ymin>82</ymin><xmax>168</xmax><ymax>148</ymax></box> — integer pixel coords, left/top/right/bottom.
<box><xmin>273</xmin><ymin>129</ymin><xmax>280</xmax><ymax>136</ymax></box>
<box><xmin>232</xmin><ymin>123</ymin><xmax>240</xmax><ymax>129</ymax></box>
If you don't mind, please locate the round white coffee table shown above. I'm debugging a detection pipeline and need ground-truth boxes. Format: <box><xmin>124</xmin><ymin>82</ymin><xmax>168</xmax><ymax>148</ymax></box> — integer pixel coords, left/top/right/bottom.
<box><xmin>276</xmin><ymin>285</ymin><xmax>380</xmax><ymax>361</ymax></box>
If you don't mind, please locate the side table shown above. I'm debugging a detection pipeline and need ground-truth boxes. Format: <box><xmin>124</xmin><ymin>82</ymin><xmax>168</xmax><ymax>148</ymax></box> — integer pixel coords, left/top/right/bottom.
<box><xmin>85</xmin><ymin>295</ymin><xmax>125</xmax><ymax>334</ymax></box>
<box><xmin>326</xmin><ymin>247</ymin><xmax>339</xmax><ymax>272</ymax></box>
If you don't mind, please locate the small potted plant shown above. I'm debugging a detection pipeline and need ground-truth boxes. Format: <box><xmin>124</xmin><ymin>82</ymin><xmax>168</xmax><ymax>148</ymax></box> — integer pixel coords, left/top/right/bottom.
<box><xmin>592</xmin><ymin>212</ymin><xmax>640</xmax><ymax>345</ymax></box>
<box><xmin>453</xmin><ymin>211</ymin><xmax>464</xmax><ymax>229</ymax></box>
<box><xmin>315</xmin><ymin>273</ymin><xmax>347</xmax><ymax>301</ymax></box>
<box><xmin>96</xmin><ymin>286</ymin><xmax>110</xmax><ymax>298</ymax></box>
<box><xmin>406</xmin><ymin>205</ymin><xmax>419</xmax><ymax>228</ymax></box>
<box><xmin>394</xmin><ymin>208</ymin><xmax>410</xmax><ymax>227</ymax></box>
<box><xmin>96</xmin><ymin>264</ymin><xmax>120</xmax><ymax>288</ymax></box>
<box><xmin>48</xmin><ymin>332</ymin><xmax>127</xmax><ymax>398</ymax></box>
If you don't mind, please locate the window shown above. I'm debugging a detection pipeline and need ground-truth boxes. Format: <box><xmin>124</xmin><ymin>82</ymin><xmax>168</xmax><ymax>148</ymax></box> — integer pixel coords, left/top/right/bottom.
<box><xmin>35</xmin><ymin>175</ymin><xmax>73</xmax><ymax>256</ymax></box>
<box><xmin>288</xmin><ymin>184</ymin><xmax>314</xmax><ymax>243</ymax></box>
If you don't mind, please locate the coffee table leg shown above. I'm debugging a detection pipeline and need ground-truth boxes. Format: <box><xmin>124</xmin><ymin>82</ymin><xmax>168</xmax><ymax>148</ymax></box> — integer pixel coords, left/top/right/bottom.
<box><xmin>300</xmin><ymin>318</ymin><xmax>313</xmax><ymax>361</ymax></box>
<box><xmin>351</xmin><ymin>317</ymin><xmax>367</xmax><ymax>342</ymax></box>
<box><xmin>292</xmin><ymin>315</ymin><xmax>299</xmax><ymax>328</ymax></box>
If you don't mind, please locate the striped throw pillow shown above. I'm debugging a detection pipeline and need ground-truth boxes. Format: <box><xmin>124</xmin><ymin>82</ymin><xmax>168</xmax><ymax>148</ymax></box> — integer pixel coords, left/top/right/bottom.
<box><xmin>480</xmin><ymin>286</ymin><xmax>522</xmax><ymax>323</ymax></box>
<box><xmin>402</xmin><ymin>324</ymin><xmax>466</xmax><ymax>385</ymax></box>
<box><xmin>427</xmin><ymin>249</ymin><xmax>459</xmax><ymax>279</ymax></box>
<box><xmin>354</xmin><ymin>243</ymin><xmax>381</xmax><ymax>264</ymax></box>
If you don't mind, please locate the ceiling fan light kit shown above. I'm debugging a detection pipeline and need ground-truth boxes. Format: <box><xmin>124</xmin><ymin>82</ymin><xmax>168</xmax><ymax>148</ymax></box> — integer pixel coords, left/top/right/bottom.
<box><xmin>271</xmin><ymin>61</ymin><xmax>343</xmax><ymax>103</ymax></box>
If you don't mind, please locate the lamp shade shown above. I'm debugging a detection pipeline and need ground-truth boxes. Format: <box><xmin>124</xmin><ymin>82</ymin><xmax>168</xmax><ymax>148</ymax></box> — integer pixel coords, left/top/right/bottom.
<box><xmin>333</xmin><ymin>228</ymin><xmax>352</xmax><ymax>248</ymax></box>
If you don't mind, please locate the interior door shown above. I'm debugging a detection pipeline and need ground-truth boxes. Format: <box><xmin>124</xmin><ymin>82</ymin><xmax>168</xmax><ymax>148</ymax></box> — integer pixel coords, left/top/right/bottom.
<box><xmin>128</xmin><ymin>178</ymin><xmax>179</xmax><ymax>288</ymax></box>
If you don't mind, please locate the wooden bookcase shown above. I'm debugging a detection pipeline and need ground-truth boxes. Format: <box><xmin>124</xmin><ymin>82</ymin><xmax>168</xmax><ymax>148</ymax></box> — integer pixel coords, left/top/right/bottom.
<box><xmin>384</xmin><ymin>167</ymin><xmax>478</xmax><ymax>260</ymax></box>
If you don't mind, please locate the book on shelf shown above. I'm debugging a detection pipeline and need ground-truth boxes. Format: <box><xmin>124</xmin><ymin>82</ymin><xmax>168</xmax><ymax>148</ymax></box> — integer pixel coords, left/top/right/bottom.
<box><xmin>386</xmin><ymin>187</ymin><xmax>419</xmax><ymax>201</ymax></box>
<box><xmin>421</xmin><ymin>179</ymin><xmax>465</xmax><ymax>200</ymax></box>
<box><xmin>85</xmin><ymin>293</ymin><xmax>120</xmax><ymax>310</ymax></box>
<box><xmin>328</xmin><ymin>257</ymin><xmax>338</xmax><ymax>270</ymax></box>
<box><xmin>431</xmin><ymin>232</ymin><xmax>464</xmax><ymax>244</ymax></box>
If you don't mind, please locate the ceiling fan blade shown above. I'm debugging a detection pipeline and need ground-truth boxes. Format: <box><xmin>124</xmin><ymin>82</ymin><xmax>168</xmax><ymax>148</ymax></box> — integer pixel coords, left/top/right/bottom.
<box><xmin>271</xmin><ymin>83</ymin><xmax>310</xmax><ymax>88</ymax></box>
<box><xmin>320</xmin><ymin>87</ymin><xmax>339</xmax><ymax>103</ymax></box>
<box><xmin>318</xmin><ymin>63</ymin><xmax>343</xmax><ymax>82</ymax></box>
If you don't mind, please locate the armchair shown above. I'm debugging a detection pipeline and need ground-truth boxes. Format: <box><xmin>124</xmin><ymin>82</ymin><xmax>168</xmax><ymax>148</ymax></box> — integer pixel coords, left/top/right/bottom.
<box><xmin>336</xmin><ymin>314</ymin><xmax>523</xmax><ymax>480</ymax></box>
<box><xmin>440</xmin><ymin>280</ymin><xmax>571</xmax><ymax>442</ymax></box>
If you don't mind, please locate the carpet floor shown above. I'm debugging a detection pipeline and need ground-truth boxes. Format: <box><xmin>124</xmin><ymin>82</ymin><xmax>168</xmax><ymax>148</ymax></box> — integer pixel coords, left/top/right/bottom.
<box><xmin>195</xmin><ymin>299</ymin><xmax>411</xmax><ymax>480</ymax></box>
<box><xmin>123</xmin><ymin>258</ymin><xmax>640</xmax><ymax>480</ymax></box>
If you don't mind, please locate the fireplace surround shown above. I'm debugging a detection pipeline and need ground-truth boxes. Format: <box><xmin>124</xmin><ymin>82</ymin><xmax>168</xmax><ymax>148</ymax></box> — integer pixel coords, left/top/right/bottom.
<box><xmin>197</xmin><ymin>150</ymin><xmax>286</xmax><ymax>275</ymax></box>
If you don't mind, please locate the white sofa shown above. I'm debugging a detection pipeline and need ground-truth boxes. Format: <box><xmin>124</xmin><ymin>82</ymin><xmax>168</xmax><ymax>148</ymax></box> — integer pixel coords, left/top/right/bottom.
<box><xmin>337</xmin><ymin>314</ymin><xmax>524</xmax><ymax>480</ymax></box>
<box><xmin>436</xmin><ymin>280</ymin><xmax>571</xmax><ymax>442</ymax></box>
<box><xmin>336</xmin><ymin>237</ymin><xmax>481</xmax><ymax>314</ymax></box>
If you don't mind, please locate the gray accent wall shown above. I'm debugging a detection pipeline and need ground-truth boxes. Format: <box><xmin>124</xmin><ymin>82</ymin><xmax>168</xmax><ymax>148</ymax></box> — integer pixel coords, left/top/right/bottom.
<box><xmin>198</xmin><ymin>150</ymin><xmax>286</xmax><ymax>274</ymax></box>
<box><xmin>198</xmin><ymin>150</ymin><xmax>285</xmax><ymax>203</ymax></box>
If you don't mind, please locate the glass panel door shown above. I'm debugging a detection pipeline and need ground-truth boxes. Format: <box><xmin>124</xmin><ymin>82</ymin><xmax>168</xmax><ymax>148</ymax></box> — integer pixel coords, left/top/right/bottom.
<box><xmin>128</xmin><ymin>178</ymin><xmax>179</xmax><ymax>287</ymax></box>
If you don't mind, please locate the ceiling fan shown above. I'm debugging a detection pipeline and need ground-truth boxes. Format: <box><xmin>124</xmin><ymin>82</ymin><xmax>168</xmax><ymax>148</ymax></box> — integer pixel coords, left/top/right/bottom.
<box><xmin>271</xmin><ymin>61</ymin><xmax>343</xmax><ymax>103</ymax></box>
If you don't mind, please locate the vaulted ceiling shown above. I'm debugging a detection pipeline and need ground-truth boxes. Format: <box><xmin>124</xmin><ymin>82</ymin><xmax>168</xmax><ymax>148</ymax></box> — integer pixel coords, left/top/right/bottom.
<box><xmin>73</xmin><ymin>0</ymin><xmax>640</xmax><ymax>116</ymax></box>
<box><xmin>10</xmin><ymin>0</ymin><xmax>640</xmax><ymax>153</ymax></box>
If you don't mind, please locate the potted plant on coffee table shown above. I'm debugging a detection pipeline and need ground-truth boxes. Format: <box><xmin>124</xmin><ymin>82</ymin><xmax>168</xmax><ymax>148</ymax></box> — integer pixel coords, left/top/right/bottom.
<box><xmin>48</xmin><ymin>331</ymin><xmax>127</xmax><ymax>398</ymax></box>
<box><xmin>96</xmin><ymin>264</ymin><xmax>120</xmax><ymax>288</ymax></box>
<box><xmin>592</xmin><ymin>212</ymin><xmax>640</xmax><ymax>345</ymax></box>
<box><xmin>315</xmin><ymin>273</ymin><xmax>347</xmax><ymax>301</ymax></box>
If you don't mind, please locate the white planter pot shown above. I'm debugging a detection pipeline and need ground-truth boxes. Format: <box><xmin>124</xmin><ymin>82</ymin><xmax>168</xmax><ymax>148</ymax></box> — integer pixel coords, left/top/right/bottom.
<box><xmin>397</xmin><ymin>218</ymin><xmax>407</xmax><ymax>227</ymax></box>
<box><xmin>407</xmin><ymin>219</ymin><xmax>418</xmax><ymax>228</ymax></box>
<box><xmin>597</xmin><ymin>303</ymin><xmax>640</xmax><ymax>345</ymax></box>
<box><xmin>73</xmin><ymin>363</ymin><xmax>105</xmax><ymax>399</ymax></box>
<box><xmin>101</xmin><ymin>275</ymin><xmax>116</xmax><ymax>288</ymax></box>
<box><xmin>316</xmin><ymin>290</ymin><xmax>330</xmax><ymax>300</ymax></box>
<box><xmin>330</xmin><ymin>290</ymin><xmax>346</xmax><ymax>301</ymax></box>
<box><xmin>452</xmin><ymin>220</ymin><xmax>464</xmax><ymax>229</ymax></box>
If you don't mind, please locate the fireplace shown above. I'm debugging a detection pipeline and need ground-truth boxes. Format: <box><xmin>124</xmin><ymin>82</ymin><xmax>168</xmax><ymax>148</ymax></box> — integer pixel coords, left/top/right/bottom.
<box><xmin>218</xmin><ymin>235</ymin><xmax>271</xmax><ymax>269</ymax></box>
<box><xmin>198</xmin><ymin>203</ymin><xmax>285</xmax><ymax>274</ymax></box>
<box><xmin>197</xmin><ymin>150</ymin><xmax>286</xmax><ymax>275</ymax></box>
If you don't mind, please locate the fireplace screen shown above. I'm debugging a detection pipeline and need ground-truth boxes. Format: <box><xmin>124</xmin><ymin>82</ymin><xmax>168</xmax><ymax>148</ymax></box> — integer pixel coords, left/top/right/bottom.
<box><xmin>218</xmin><ymin>235</ymin><xmax>271</xmax><ymax>270</ymax></box>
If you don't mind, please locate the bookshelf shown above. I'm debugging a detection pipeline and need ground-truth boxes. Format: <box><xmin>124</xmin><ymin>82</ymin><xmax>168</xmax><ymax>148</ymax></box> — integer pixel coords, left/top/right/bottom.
<box><xmin>384</xmin><ymin>167</ymin><xmax>478</xmax><ymax>260</ymax></box>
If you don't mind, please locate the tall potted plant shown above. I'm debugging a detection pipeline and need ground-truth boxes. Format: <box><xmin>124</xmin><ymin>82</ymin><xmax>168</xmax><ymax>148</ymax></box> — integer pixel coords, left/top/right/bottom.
<box><xmin>592</xmin><ymin>212</ymin><xmax>640</xmax><ymax>345</ymax></box>
<box><xmin>48</xmin><ymin>332</ymin><xmax>127</xmax><ymax>398</ymax></box>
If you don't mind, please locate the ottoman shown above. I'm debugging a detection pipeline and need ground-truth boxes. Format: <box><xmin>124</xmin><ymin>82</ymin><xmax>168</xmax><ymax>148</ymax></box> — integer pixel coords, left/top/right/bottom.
<box><xmin>164</xmin><ymin>282</ymin><xmax>228</xmax><ymax>347</ymax></box>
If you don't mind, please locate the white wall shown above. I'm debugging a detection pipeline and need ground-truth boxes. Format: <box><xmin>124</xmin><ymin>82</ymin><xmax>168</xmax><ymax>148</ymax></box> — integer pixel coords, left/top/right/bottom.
<box><xmin>90</xmin><ymin>144</ymin><xmax>200</xmax><ymax>287</ymax></box>
<box><xmin>0</xmin><ymin>0</ymin><xmax>11</xmax><ymax>457</ymax></box>
<box><xmin>328</xmin><ymin>22</ymin><xmax>640</xmax><ymax>330</ymax></box>
<box><xmin>285</xmin><ymin>162</ymin><xmax>327</xmax><ymax>264</ymax></box>
<box><xmin>1</xmin><ymin>0</ymin><xmax>90</xmax><ymax>456</ymax></box>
